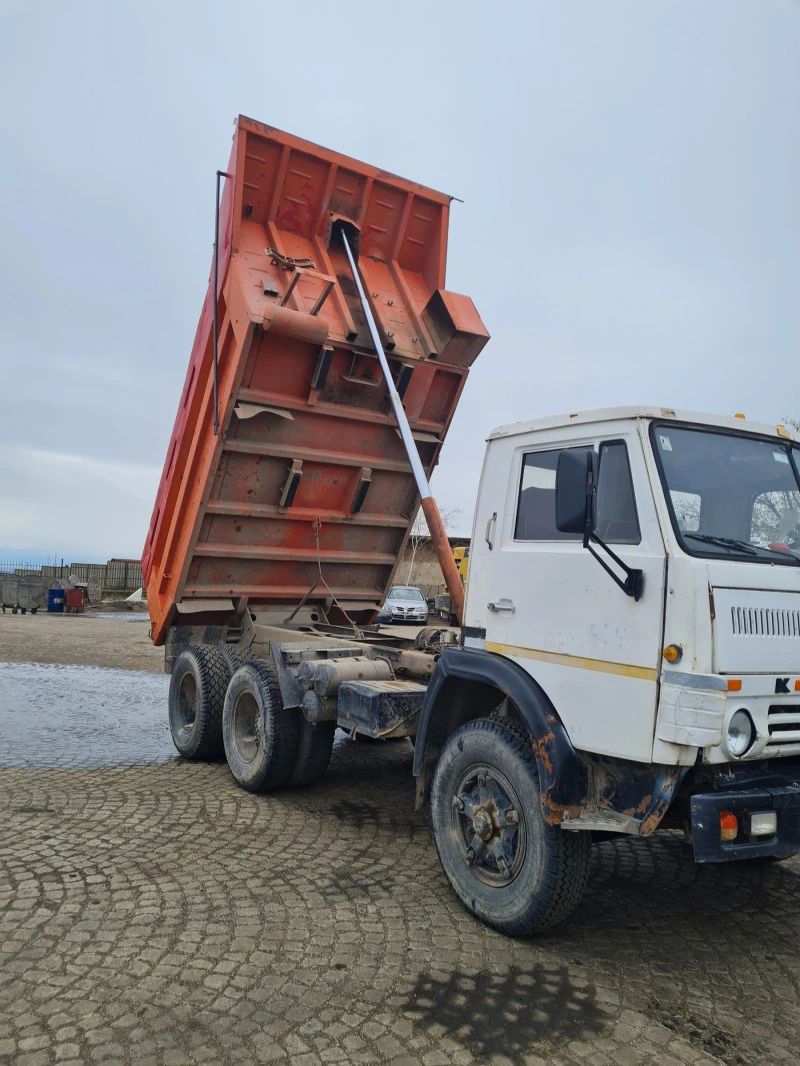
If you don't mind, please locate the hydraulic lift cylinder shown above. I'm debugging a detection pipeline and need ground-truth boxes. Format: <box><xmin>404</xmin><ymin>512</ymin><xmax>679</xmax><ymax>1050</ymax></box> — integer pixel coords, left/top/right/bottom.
<box><xmin>340</xmin><ymin>230</ymin><xmax>465</xmax><ymax>626</ymax></box>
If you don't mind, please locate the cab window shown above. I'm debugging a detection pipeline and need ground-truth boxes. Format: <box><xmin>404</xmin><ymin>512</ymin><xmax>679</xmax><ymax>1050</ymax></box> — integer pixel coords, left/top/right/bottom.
<box><xmin>515</xmin><ymin>447</ymin><xmax>591</xmax><ymax>541</ymax></box>
<box><xmin>515</xmin><ymin>441</ymin><xmax>640</xmax><ymax>544</ymax></box>
<box><xmin>595</xmin><ymin>440</ymin><xmax>641</xmax><ymax>545</ymax></box>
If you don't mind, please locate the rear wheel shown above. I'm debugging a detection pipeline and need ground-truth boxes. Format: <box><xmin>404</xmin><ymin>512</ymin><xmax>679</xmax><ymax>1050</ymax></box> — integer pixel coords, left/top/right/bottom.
<box><xmin>287</xmin><ymin>719</ymin><xmax>336</xmax><ymax>787</ymax></box>
<box><xmin>168</xmin><ymin>645</ymin><xmax>230</xmax><ymax>759</ymax></box>
<box><xmin>223</xmin><ymin>662</ymin><xmax>299</xmax><ymax>792</ymax></box>
<box><xmin>431</xmin><ymin>717</ymin><xmax>591</xmax><ymax>935</ymax></box>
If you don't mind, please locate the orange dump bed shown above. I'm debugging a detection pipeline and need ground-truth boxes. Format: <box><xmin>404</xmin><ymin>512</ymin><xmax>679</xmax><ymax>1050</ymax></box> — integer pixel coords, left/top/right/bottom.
<box><xmin>143</xmin><ymin>116</ymin><xmax>489</xmax><ymax>646</ymax></box>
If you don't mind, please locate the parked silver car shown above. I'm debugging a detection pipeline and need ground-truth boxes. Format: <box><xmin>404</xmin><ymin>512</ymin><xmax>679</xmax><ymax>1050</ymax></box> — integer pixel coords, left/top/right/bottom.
<box><xmin>375</xmin><ymin>585</ymin><xmax>429</xmax><ymax>624</ymax></box>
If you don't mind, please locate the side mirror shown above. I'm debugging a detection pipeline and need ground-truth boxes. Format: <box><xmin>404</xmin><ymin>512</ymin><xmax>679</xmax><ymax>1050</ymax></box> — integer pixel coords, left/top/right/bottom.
<box><xmin>556</xmin><ymin>450</ymin><xmax>596</xmax><ymax>538</ymax></box>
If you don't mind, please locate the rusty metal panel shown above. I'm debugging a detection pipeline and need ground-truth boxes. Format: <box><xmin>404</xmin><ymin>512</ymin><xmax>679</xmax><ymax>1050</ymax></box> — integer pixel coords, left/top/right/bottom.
<box><xmin>143</xmin><ymin>117</ymin><xmax>489</xmax><ymax>646</ymax></box>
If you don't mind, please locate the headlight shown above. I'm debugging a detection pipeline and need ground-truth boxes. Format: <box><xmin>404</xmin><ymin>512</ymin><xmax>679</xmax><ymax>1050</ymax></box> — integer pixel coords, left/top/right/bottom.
<box><xmin>726</xmin><ymin>709</ymin><xmax>755</xmax><ymax>757</ymax></box>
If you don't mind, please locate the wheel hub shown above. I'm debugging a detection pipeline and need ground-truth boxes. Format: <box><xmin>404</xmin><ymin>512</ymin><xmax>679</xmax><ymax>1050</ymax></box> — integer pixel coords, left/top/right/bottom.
<box><xmin>472</xmin><ymin>809</ymin><xmax>493</xmax><ymax>841</ymax></box>
<box><xmin>452</xmin><ymin>764</ymin><xmax>525</xmax><ymax>886</ymax></box>
<box><xmin>178</xmin><ymin>673</ymin><xmax>197</xmax><ymax>733</ymax></box>
<box><xmin>232</xmin><ymin>692</ymin><xmax>261</xmax><ymax>763</ymax></box>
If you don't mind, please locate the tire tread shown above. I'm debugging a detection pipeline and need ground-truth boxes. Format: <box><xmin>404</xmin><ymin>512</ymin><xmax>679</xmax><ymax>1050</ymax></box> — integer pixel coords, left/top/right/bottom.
<box><xmin>287</xmin><ymin>720</ymin><xmax>336</xmax><ymax>788</ymax></box>
<box><xmin>168</xmin><ymin>645</ymin><xmax>230</xmax><ymax>759</ymax></box>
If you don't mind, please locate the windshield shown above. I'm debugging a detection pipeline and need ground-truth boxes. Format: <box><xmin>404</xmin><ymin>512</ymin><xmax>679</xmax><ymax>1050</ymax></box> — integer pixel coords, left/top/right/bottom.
<box><xmin>388</xmin><ymin>587</ymin><xmax>426</xmax><ymax>602</ymax></box>
<box><xmin>651</xmin><ymin>424</ymin><xmax>800</xmax><ymax>565</ymax></box>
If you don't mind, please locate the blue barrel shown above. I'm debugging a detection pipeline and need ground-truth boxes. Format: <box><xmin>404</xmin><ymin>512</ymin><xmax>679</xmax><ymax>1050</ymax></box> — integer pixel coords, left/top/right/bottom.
<box><xmin>47</xmin><ymin>588</ymin><xmax>65</xmax><ymax>613</ymax></box>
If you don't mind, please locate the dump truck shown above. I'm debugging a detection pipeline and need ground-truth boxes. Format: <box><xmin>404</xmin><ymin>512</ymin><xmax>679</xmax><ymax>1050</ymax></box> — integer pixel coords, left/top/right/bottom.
<box><xmin>145</xmin><ymin>116</ymin><xmax>800</xmax><ymax>935</ymax></box>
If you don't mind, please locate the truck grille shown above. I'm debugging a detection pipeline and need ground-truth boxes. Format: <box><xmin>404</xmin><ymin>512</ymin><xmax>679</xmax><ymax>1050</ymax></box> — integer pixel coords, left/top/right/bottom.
<box><xmin>730</xmin><ymin>606</ymin><xmax>800</xmax><ymax>638</ymax></box>
<box><xmin>767</xmin><ymin>704</ymin><xmax>800</xmax><ymax>746</ymax></box>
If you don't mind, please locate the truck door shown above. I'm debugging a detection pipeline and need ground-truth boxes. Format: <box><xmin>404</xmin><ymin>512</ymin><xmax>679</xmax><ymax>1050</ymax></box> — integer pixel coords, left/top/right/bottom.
<box><xmin>479</xmin><ymin>423</ymin><xmax>666</xmax><ymax>763</ymax></box>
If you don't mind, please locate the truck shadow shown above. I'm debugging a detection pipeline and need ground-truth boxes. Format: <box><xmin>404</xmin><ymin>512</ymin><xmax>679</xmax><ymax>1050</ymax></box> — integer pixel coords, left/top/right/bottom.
<box><xmin>402</xmin><ymin>963</ymin><xmax>605</xmax><ymax>1063</ymax></box>
<box><xmin>545</xmin><ymin>834</ymin><xmax>799</xmax><ymax>1064</ymax></box>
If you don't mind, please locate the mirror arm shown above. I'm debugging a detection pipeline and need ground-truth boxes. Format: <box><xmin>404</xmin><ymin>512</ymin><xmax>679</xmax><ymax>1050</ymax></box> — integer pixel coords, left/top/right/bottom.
<box><xmin>585</xmin><ymin>533</ymin><xmax>644</xmax><ymax>601</ymax></box>
<box><xmin>579</xmin><ymin>452</ymin><xmax>643</xmax><ymax>600</ymax></box>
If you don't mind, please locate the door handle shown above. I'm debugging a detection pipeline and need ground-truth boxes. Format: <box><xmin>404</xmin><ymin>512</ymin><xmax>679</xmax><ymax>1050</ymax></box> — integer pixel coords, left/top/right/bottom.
<box><xmin>487</xmin><ymin>600</ymin><xmax>515</xmax><ymax>613</ymax></box>
<box><xmin>485</xmin><ymin>511</ymin><xmax>497</xmax><ymax>550</ymax></box>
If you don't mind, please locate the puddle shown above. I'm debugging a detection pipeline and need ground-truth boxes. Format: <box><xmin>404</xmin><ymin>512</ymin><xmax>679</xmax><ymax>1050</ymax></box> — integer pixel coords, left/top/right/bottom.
<box><xmin>0</xmin><ymin>662</ymin><xmax>174</xmax><ymax>769</ymax></box>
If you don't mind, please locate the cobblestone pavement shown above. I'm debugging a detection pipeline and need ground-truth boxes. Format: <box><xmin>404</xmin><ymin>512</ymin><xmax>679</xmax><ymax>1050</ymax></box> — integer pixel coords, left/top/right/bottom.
<box><xmin>2</xmin><ymin>669</ymin><xmax>800</xmax><ymax>1064</ymax></box>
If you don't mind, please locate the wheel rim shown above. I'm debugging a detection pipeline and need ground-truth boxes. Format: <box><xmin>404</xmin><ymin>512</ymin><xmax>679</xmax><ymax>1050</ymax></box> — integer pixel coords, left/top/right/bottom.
<box><xmin>231</xmin><ymin>692</ymin><xmax>261</xmax><ymax>763</ymax></box>
<box><xmin>449</xmin><ymin>762</ymin><xmax>526</xmax><ymax>887</ymax></box>
<box><xmin>177</xmin><ymin>673</ymin><xmax>197</xmax><ymax>735</ymax></box>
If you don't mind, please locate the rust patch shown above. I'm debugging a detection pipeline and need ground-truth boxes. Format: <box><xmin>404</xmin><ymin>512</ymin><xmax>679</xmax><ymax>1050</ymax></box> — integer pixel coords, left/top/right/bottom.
<box><xmin>640</xmin><ymin>802</ymin><xmax>671</xmax><ymax>837</ymax></box>
<box><xmin>622</xmin><ymin>794</ymin><xmax>653</xmax><ymax>818</ymax></box>
<box><xmin>533</xmin><ymin>731</ymin><xmax>555</xmax><ymax>776</ymax></box>
<box><xmin>539</xmin><ymin>791</ymin><xmax>582</xmax><ymax>826</ymax></box>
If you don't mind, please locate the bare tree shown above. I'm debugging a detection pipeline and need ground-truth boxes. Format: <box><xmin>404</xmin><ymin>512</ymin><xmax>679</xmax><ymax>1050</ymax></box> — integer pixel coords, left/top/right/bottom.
<box><xmin>405</xmin><ymin>506</ymin><xmax>462</xmax><ymax>585</ymax></box>
<box><xmin>750</xmin><ymin>416</ymin><xmax>800</xmax><ymax>547</ymax></box>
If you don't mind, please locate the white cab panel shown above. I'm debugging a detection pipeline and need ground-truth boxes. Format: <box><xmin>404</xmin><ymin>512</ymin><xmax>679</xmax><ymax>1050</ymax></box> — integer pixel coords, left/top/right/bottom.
<box><xmin>713</xmin><ymin>587</ymin><xmax>800</xmax><ymax>674</ymax></box>
<box><xmin>474</xmin><ymin>418</ymin><xmax>666</xmax><ymax>764</ymax></box>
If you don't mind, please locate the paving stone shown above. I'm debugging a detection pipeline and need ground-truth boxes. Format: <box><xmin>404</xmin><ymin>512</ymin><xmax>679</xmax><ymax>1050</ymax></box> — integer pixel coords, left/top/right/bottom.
<box><xmin>2</xmin><ymin>666</ymin><xmax>800</xmax><ymax>1066</ymax></box>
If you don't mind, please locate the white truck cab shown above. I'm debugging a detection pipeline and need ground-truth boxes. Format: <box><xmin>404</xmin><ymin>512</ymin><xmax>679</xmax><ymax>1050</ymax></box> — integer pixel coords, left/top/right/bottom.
<box><xmin>412</xmin><ymin>406</ymin><xmax>800</xmax><ymax>933</ymax></box>
<box><xmin>464</xmin><ymin>406</ymin><xmax>800</xmax><ymax>775</ymax></box>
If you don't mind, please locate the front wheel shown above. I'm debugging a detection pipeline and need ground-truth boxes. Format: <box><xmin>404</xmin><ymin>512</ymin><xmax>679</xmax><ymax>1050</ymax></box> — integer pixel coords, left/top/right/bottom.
<box><xmin>431</xmin><ymin>717</ymin><xmax>590</xmax><ymax>935</ymax></box>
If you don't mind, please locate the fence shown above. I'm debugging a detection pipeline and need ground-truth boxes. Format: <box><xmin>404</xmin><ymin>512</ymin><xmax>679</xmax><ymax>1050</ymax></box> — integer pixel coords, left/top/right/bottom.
<box><xmin>0</xmin><ymin>558</ymin><xmax>143</xmax><ymax>593</ymax></box>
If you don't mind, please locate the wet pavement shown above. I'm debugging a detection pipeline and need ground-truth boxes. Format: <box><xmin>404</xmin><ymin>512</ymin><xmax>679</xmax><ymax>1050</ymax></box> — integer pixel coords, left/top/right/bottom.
<box><xmin>0</xmin><ymin>662</ymin><xmax>173</xmax><ymax>769</ymax></box>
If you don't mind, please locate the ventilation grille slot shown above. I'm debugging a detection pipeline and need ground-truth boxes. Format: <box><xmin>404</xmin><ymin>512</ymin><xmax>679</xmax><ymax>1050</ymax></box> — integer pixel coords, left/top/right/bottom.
<box><xmin>730</xmin><ymin>606</ymin><xmax>800</xmax><ymax>638</ymax></box>
<box><xmin>767</xmin><ymin>704</ymin><xmax>800</xmax><ymax>747</ymax></box>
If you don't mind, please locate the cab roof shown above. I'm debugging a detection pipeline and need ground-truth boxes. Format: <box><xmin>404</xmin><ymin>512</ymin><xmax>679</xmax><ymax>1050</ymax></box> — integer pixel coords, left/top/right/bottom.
<box><xmin>488</xmin><ymin>405</ymin><xmax>797</xmax><ymax>443</ymax></box>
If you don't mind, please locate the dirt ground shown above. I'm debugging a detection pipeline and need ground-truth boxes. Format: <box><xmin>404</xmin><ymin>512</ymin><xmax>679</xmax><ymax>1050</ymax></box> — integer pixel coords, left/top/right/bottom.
<box><xmin>0</xmin><ymin>611</ymin><xmax>163</xmax><ymax>673</ymax></box>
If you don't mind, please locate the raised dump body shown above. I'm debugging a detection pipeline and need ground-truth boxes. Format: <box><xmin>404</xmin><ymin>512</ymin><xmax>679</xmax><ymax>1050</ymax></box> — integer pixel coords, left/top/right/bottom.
<box><xmin>143</xmin><ymin>117</ymin><xmax>489</xmax><ymax>646</ymax></box>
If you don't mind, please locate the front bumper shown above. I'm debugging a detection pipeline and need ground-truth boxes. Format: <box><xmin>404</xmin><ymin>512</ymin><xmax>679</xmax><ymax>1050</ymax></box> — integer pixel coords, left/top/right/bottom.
<box><xmin>691</xmin><ymin>778</ymin><xmax>800</xmax><ymax>862</ymax></box>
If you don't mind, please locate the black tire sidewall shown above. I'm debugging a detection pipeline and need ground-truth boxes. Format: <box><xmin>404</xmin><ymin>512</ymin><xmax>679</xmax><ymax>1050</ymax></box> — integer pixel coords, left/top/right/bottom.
<box><xmin>223</xmin><ymin>663</ymin><xmax>298</xmax><ymax>792</ymax></box>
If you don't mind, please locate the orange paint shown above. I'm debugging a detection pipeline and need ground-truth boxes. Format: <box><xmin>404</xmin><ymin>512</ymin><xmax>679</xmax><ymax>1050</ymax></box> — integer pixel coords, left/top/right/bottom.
<box><xmin>143</xmin><ymin>117</ymin><xmax>489</xmax><ymax>645</ymax></box>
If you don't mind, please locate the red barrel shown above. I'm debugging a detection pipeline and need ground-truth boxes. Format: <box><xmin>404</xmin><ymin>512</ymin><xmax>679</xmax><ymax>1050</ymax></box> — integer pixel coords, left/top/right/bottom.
<box><xmin>65</xmin><ymin>589</ymin><xmax>84</xmax><ymax>613</ymax></box>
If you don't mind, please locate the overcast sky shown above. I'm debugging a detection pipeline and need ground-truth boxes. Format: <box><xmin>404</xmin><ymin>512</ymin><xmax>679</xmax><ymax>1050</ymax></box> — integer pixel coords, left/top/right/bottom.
<box><xmin>1</xmin><ymin>0</ymin><xmax>798</xmax><ymax>559</ymax></box>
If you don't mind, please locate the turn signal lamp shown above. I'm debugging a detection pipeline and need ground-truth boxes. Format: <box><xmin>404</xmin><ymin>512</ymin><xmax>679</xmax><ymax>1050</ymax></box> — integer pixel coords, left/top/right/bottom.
<box><xmin>727</xmin><ymin>679</ymin><xmax>742</xmax><ymax>692</ymax></box>
<box><xmin>795</xmin><ymin>681</ymin><xmax>800</xmax><ymax>692</ymax></box>
<box><xmin>662</xmin><ymin>644</ymin><xmax>682</xmax><ymax>663</ymax></box>
<box><xmin>720</xmin><ymin>811</ymin><xmax>738</xmax><ymax>842</ymax></box>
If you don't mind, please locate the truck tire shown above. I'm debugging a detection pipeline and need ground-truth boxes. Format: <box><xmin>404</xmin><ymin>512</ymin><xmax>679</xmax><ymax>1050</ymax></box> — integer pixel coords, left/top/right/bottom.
<box><xmin>223</xmin><ymin>662</ymin><xmax>299</xmax><ymax>792</ymax></box>
<box><xmin>219</xmin><ymin>644</ymin><xmax>250</xmax><ymax>671</ymax></box>
<box><xmin>287</xmin><ymin>720</ymin><xmax>336</xmax><ymax>787</ymax></box>
<box><xmin>430</xmin><ymin>716</ymin><xmax>591</xmax><ymax>936</ymax></box>
<box><xmin>168</xmin><ymin>645</ymin><xmax>230</xmax><ymax>759</ymax></box>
